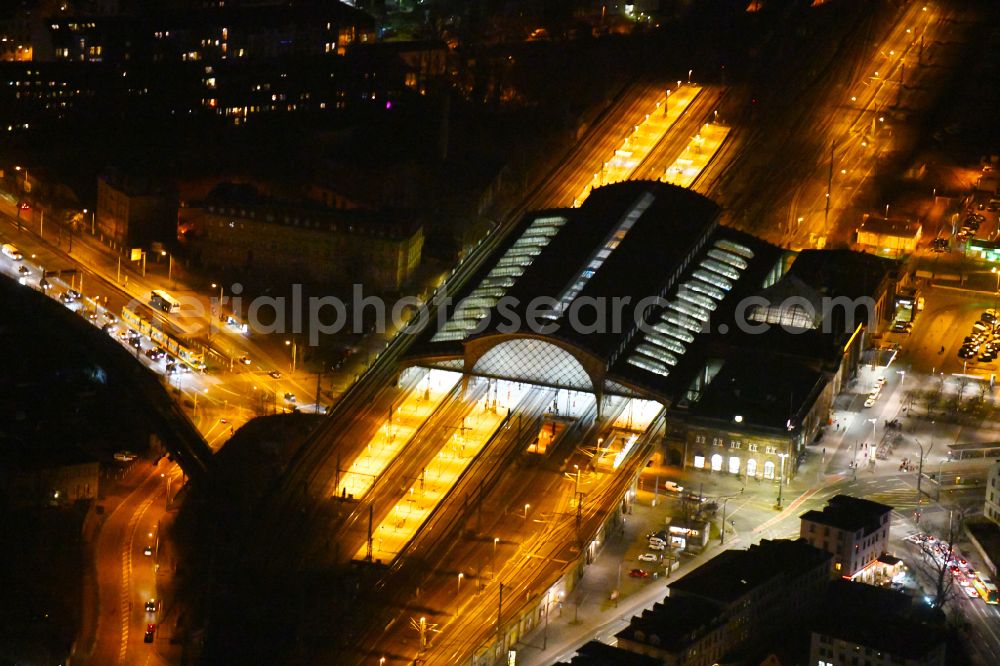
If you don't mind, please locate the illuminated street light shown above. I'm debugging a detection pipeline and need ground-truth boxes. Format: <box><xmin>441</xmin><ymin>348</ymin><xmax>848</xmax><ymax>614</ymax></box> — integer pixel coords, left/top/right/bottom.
<box><xmin>285</xmin><ymin>339</ymin><xmax>297</xmax><ymax>374</ymax></box>
<box><xmin>492</xmin><ymin>537</ymin><xmax>499</xmax><ymax>579</ymax></box>
<box><xmin>523</xmin><ymin>503</ymin><xmax>530</xmax><ymax>520</ymax></box>
<box><xmin>457</xmin><ymin>572</ymin><xmax>464</xmax><ymax>594</ymax></box>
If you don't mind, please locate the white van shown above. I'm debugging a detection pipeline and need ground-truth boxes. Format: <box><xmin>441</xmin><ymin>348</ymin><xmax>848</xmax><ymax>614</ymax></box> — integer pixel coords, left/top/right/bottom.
<box><xmin>2</xmin><ymin>243</ymin><xmax>23</xmax><ymax>261</ymax></box>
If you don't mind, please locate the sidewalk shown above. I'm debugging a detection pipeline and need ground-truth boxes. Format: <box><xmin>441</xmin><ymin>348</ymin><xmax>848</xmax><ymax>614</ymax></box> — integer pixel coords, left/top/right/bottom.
<box><xmin>517</xmin><ymin>500</ymin><xmax>733</xmax><ymax>665</ymax></box>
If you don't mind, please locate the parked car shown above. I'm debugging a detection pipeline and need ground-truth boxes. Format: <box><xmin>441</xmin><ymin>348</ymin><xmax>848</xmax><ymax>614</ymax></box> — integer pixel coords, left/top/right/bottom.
<box><xmin>637</xmin><ymin>553</ymin><xmax>659</xmax><ymax>563</ymax></box>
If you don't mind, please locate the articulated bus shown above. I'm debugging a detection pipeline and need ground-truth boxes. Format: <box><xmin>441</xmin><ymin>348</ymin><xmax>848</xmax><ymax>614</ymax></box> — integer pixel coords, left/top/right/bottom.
<box><xmin>973</xmin><ymin>576</ymin><xmax>999</xmax><ymax>604</ymax></box>
<box><xmin>150</xmin><ymin>289</ymin><xmax>181</xmax><ymax>314</ymax></box>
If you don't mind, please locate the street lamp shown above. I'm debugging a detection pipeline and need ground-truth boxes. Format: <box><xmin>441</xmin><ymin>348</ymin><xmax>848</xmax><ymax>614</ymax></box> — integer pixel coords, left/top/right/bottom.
<box><xmin>775</xmin><ymin>453</ymin><xmax>789</xmax><ymax>509</ymax></box>
<box><xmin>14</xmin><ymin>165</ymin><xmax>27</xmax><ymax>233</ymax></box>
<box><xmin>160</xmin><ymin>250</ymin><xmax>173</xmax><ymax>284</ymax></box>
<box><xmin>492</xmin><ymin>537</ymin><xmax>499</xmax><ymax>580</ymax></box>
<box><xmin>285</xmin><ymin>339</ymin><xmax>297</xmax><ymax>374</ymax></box>
<box><xmin>991</xmin><ymin>267</ymin><xmax>999</xmax><ymax>315</ymax></box>
<box><xmin>523</xmin><ymin>503</ymin><xmax>530</xmax><ymax>520</ymax></box>
<box><xmin>83</xmin><ymin>207</ymin><xmax>95</xmax><ymax>235</ymax></box>
<box><xmin>913</xmin><ymin>437</ymin><xmax>933</xmax><ymax>506</ymax></box>
<box><xmin>457</xmin><ymin>572</ymin><xmax>464</xmax><ymax>594</ymax></box>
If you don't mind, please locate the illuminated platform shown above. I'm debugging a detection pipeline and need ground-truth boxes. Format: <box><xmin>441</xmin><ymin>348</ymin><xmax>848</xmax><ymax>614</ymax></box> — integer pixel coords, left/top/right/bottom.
<box><xmin>662</xmin><ymin>122</ymin><xmax>730</xmax><ymax>188</ymax></box>
<box><xmin>575</xmin><ymin>85</ymin><xmax>701</xmax><ymax>207</ymax></box>
<box><xmin>358</xmin><ymin>379</ymin><xmax>531</xmax><ymax>562</ymax></box>
<box><xmin>331</xmin><ymin>368</ymin><xmax>461</xmax><ymax>500</ymax></box>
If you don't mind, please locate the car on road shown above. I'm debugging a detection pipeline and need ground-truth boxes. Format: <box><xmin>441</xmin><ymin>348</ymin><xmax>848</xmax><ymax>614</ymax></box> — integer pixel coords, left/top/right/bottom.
<box><xmin>269</xmin><ymin>370</ymin><xmax>282</xmax><ymax>379</ymax></box>
<box><xmin>628</xmin><ymin>569</ymin><xmax>649</xmax><ymax>578</ymax></box>
<box><xmin>65</xmin><ymin>289</ymin><xmax>82</xmax><ymax>300</ymax></box>
<box><xmin>661</xmin><ymin>481</ymin><xmax>683</xmax><ymax>494</ymax></box>
<box><xmin>17</xmin><ymin>265</ymin><xmax>30</xmax><ymax>276</ymax></box>
<box><xmin>144</xmin><ymin>624</ymin><xmax>156</xmax><ymax>643</ymax></box>
<box><xmin>637</xmin><ymin>553</ymin><xmax>659</xmax><ymax>563</ymax></box>
<box><xmin>239</xmin><ymin>355</ymin><xmax>252</xmax><ymax>365</ymax></box>
<box><xmin>145</xmin><ymin>599</ymin><xmax>157</xmax><ymax>612</ymax></box>
<box><xmin>143</xmin><ymin>545</ymin><xmax>153</xmax><ymax>556</ymax></box>
<box><xmin>964</xmin><ymin>584</ymin><xmax>979</xmax><ymax>598</ymax></box>
<box><xmin>113</xmin><ymin>451</ymin><xmax>137</xmax><ymax>462</ymax></box>
<box><xmin>648</xmin><ymin>541</ymin><xmax>666</xmax><ymax>551</ymax></box>
<box><xmin>863</xmin><ymin>397</ymin><xmax>877</xmax><ymax>408</ymax></box>
<box><xmin>283</xmin><ymin>392</ymin><xmax>296</xmax><ymax>403</ymax></box>
<box><xmin>983</xmin><ymin>312</ymin><xmax>998</xmax><ymax>324</ymax></box>
<box><xmin>874</xmin><ymin>377</ymin><xmax>886</xmax><ymax>388</ymax></box>
<box><xmin>959</xmin><ymin>346</ymin><xmax>977</xmax><ymax>359</ymax></box>
<box><xmin>145</xmin><ymin>347</ymin><xmax>166</xmax><ymax>362</ymax></box>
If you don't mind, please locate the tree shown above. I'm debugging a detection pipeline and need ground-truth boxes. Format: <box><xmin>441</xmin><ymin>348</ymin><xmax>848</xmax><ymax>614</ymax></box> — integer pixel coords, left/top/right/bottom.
<box><xmin>912</xmin><ymin>507</ymin><xmax>969</xmax><ymax>613</ymax></box>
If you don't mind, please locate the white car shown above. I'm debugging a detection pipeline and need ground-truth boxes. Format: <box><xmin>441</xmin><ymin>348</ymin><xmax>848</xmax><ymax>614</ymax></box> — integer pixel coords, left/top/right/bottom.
<box><xmin>662</xmin><ymin>481</ymin><xmax>684</xmax><ymax>494</ymax></box>
<box><xmin>864</xmin><ymin>397</ymin><xmax>877</xmax><ymax>408</ymax></box>
<box><xmin>648</xmin><ymin>542</ymin><xmax>666</xmax><ymax>551</ymax></box>
<box><xmin>874</xmin><ymin>377</ymin><xmax>886</xmax><ymax>388</ymax></box>
<box><xmin>964</xmin><ymin>585</ymin><xmax>979</xmax><ymax>598</ymax></box>
<box><xmin>637</xmin><ymin>553</ymin><xmax>659</xmax><ymax>562</ymax></box>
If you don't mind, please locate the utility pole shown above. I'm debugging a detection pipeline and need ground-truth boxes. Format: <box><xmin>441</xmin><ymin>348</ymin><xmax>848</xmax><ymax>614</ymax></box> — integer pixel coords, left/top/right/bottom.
<box><xmin>897</xmin><ymin>62</ymin><xmax>904</xmax><ymax>107</ymax></box>
<box><xmin>334</xmin><ymin>452</ymin><xmax>341</xmax><ymax>497</ymax></box>
<box><xmin>366</xmin><ymin>504</ymin><xmax>374</xmax><ymax>561</ymax></box>
<box><xmin>825</xmin><ymin>141</ymin><xmax>835</xmax><ymax>228</ymax></box>
<box><xmin>720</xmin><ymin>498</ymin><xmax>729</xmax><ymax>545</ymax></box>
<box><xmin>315</xmin><ymin>371</ymin><xmax>322</xmax><ymax>414</ymax></box>
<box><xmin>497</xmin><ymin>583</ymin><xmax>504</xmax><ymax>646</ymax></box>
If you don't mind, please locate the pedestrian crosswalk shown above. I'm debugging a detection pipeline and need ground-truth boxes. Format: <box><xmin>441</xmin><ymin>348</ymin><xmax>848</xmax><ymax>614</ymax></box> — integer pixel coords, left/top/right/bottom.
<box><xmin>863</xmin><ymin>484</ymin><xmax>923</xmax><ymax>511</ymax></box>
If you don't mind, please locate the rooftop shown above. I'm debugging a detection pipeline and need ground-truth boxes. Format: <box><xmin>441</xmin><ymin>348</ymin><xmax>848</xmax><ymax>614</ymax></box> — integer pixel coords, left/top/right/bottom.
<box><xmin>614</xmin><ymin>596</ymin><xmax>722</xmax><ymax>652</ymax></box>
<box><xmin>686</xmin><ymin>353</ymin><xmax>826</xmax><ymax>431</ymax></box>
<box><xmin>814</xmin><ymin>580</ymin><xmax>946</xmax><ymax>659</ymax></box>
<box><xmin>193</xmin><ymin>182</ymin><xmax>423</xmax><ymax>239</ymax></box>
<box><xmin>786</xmin><ymin>248</ymin><xmax>898</xmax><ymax>304</ymax></box>
<box><xmin>857</xmin><ymin>216</ymin><xmax>922</xmax><ymax>237</ymax></box>
<box><xmin>407</xmin><ymin>182</ymin><xmax>896</xmax><ymax>408</ymax></box>
<box><xmin>800</xmin><ymin>494</ymin><xmax>893</xmax><ymax>534</ymax></box>
<box><xmin>555</xmin><ymin>640</ymin><xmax>662</xmax><ymax>666</ymax></box>
<box><xmin>667</xmin><ymin>538</ymin><xmax>830</xmax><ymax>606</ymax></box>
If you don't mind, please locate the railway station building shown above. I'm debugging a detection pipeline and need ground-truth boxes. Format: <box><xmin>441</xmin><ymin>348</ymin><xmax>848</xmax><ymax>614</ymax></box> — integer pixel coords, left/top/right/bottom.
<box><xmin>406</xmin><ymin>180</ymin><xmax>898</xmax><ymax>481</ymax></box>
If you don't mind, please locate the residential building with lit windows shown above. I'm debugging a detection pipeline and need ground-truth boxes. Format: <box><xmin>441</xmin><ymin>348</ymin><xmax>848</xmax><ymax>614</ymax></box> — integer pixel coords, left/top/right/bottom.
<box><xmin>47</xmin><ymin>1</ymin><xmax>375</xmax><ymax>64</ymax></box>
<box><xmin>614</xmin><ymin>539</ymin><xmax>832</xmax><ymax>665</ymax></box>
<box><xmin>180</xmin><ymin>183</ymin><xmax>423</xmax><ymax>292</ymax></box>
<box><xmin>810</xmin><ymin>580</ymin><xmax>946</xmax><ymax>666</ymax></box>
<box><xmin>800</xmin><ymin>494</ymin><xmax>893</xmax><ymax>579</ymax></box>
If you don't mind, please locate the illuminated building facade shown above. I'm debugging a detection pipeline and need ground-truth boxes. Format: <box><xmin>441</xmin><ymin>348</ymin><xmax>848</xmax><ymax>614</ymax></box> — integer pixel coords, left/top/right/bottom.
<box><xmin>800</xmin><ymin>494</ymin><xmax>893</xmax><ymax>578</ymax></box>
<box><xmin>180</xmin><ymin>183</ymin><xmax>423</xmax><ymax>291</ymax></box>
